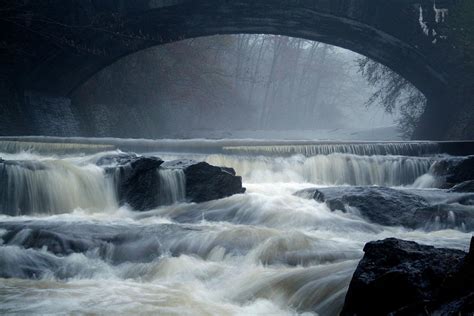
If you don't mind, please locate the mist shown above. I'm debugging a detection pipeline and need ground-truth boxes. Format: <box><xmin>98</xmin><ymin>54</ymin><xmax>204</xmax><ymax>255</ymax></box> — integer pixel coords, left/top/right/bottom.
<box><xmin>72</xmin><ymin>35</ymin><xmax>402</xmax><ymax>140</ymax></box>
<box><xmin>1</xmin><ymin>2</ymin><xmax>474</xmax><ymax>315</ymax></box>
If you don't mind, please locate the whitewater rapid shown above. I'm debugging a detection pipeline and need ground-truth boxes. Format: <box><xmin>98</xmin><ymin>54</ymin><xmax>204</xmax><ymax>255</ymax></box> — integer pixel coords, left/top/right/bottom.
<box><xmin>0</xmin><ymin>147</ymin><xmax>472</xmax><ymax>315</ymax></box>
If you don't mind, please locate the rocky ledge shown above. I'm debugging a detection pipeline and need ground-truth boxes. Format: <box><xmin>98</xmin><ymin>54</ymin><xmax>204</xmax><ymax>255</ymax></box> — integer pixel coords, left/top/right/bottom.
<box><xmin>296</xmin><ymin>186</ymin><xmax>474</xmax><ymax>230</ymax></box>
<box><xmin>341</xmin><ymin>237</ymin><xmax>474</xmax><ymax>315</ymax></box>
<box><xmin>296</xmin><ymin>186</ymin><xmax>428</xmax><ymax>227</ymax></box>
<box><xmin>431</xmin><ymin>156</ymin><xmax>474</xmax><ymax>190</ymax></box>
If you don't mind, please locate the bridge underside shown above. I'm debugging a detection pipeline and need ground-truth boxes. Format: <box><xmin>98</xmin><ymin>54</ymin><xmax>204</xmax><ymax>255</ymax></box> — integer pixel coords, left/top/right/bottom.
<box><xmin>1</xmin><ymin>0</ymin><xmax>471</xmax><ymax>140</ymax></box>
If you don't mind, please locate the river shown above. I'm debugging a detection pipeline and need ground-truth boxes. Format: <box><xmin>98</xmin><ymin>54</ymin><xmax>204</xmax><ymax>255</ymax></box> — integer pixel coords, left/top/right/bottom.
<box><xmin>0</xmin><ymin>140</ymin><xmax>472</xmax><ymax>315</ymax></box>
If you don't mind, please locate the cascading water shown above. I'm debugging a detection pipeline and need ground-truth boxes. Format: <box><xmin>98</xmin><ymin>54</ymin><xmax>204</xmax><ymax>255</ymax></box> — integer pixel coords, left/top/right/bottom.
<box><xmin>0</xmin><ymin>159</ymin><xmax>117</xmax><ymax>215</ymax></box>
<box><xmin>204</xmin><ymin>153</ymin><xmax>434</xmax><ymax>186</ymax></box>
<box><xmin>158</xmin><ymin>168</ymin><xmax>186</xmax><ymax>205</ymax></box>
<box><xmin>223</xmin><ymin>142</ymin><xmax>440</xmax><ymax>157</ymax></box>
<box><xmin>0</xmin><ymin>141</ymin><xmax>472</xmax><ymax>315</ymax></box>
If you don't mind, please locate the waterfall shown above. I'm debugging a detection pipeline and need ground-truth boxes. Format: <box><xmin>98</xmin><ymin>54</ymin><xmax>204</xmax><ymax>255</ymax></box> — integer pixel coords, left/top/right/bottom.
<box><xmin>205</xmin><ymin>153</ymin><xmax>434</xmax><ymax>186</ymax></box>
<box><xmin>0</xmin><ymin>152</ymin><xmax>435</xmax><ymax>217</ymax></box>
<box><xmin>0</xmin><ymin>160</ymin><xmax>117</xmax><ymax>216</ymax></box>
<box><xmin>223</xmin><ymin>142</ymin><xmax>440</xmax><ymax>157</ymax></box>
<box><xmin>158</xmin><ymin>169</ymin><xmax>186</xmax><ymax>205</ymax></box>
<box><xmin>0</xmin><ymin>157</ymin><xmax>188</xmax><ymax>215</ymax></box>
<box><xmin>301</xmin><ymin>154</ymin><xmax>433</xmax><ymax>186</ymax></box>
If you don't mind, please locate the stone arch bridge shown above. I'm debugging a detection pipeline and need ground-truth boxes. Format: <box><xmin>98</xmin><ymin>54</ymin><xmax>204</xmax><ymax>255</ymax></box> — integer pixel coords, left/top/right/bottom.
<box><xmin>1</xmin><ymin>0</ymin><xmax>472</xmax><ymax>139</ymax></box>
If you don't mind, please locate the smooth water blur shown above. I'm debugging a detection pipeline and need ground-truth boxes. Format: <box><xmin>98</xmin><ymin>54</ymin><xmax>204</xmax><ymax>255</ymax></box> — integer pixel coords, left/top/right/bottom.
<box><xmin>0</xmin><ymin>145</ymin><xmax>472</xmax><ymax>315</ymax></box>
<box><xmin>158</xmin><ymin>169</ymin><xmax>186</xmax><ymax>205</ymax></box>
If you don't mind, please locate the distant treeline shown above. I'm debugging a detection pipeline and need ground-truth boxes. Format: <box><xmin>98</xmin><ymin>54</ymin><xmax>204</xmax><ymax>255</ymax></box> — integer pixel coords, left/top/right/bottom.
<box><xmin>73</xmin><ymin>35</ymin><xmax>398</xmax><ymax>138</ymax></box>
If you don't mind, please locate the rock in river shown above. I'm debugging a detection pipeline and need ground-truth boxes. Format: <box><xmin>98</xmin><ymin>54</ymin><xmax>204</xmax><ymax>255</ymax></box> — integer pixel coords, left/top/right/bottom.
<box><xmin>341</xmin><ymin>237</ymin><xmax>474</xmax><ymax>315</ymax></box>
<box><xmin>107</xmin><ymin>155</ymin><xmax>246</xmax><ymax>211</ymax></box>
<box><xmin>295</xmin><ymin>186</ymin><xmax>428</xmax><ymax>227</ymax></box>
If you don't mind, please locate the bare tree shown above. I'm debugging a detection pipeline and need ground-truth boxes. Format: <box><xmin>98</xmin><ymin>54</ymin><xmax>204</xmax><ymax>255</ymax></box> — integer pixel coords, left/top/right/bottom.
<box><xmin>357</xmin><ymin>57</ymin><xmax>426</xmax><ymax>138</ymax></box>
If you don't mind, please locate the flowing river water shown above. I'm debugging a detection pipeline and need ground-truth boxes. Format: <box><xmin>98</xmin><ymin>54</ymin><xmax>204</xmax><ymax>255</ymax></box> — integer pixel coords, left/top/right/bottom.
<box><xmin>0</xmin><ymin>141</ymin><xmax>472</xmax><ymax>315</ymax></box>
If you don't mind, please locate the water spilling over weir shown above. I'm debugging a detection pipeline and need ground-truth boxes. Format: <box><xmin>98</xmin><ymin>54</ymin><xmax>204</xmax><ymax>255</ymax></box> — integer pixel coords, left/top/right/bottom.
<box><xmin>0</xmin><ymin>136</ymin><xmax>461</xmax><ymax>155</ymax></box>
<box><xmin>222</xmin><ymin>142</ymin><xmax>440</xmax><ymax>156</ymax></box>
<box><xmin>0</xmin><ymin>138</ymin><xmax>472</xmax><ymax>315</ymax></box>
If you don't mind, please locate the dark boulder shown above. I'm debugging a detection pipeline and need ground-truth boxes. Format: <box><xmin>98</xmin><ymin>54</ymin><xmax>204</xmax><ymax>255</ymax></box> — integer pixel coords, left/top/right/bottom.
<box><xmin>434</xmin><ymin>237</ymin><xmax>474</xmax><ymax>315</ymax></box>
<box><xmin>113</xmin><ymin>156</ymin><xmax>165</xmax><ymax>211</ymax></box>
<box><xmin>108</xmin><ymin>156</ymin><xmax>245</xmax><ymax>211</ymax></box>
<box><xmin>341</xmin><ymin>237</ymin><xmax>473</xmax><ymax>315</ymax></box>
<box><xmin>446</xmin><ymin>157</ymin><xmax>474</xmax><ymax>184</ymax></box>
<box><xmin>432</xmin><ymin>156</ymin><xmax>474</xmax><ymax>188</ymax></box>
<box><xmin>450</xmin><ymin>180</ymin><xmax>474</xmax><ymax>193</ymax></box>
<box><xmin>163</xmin><ymin>160</ymin><xmax>246</xmax><ymax>204</ymax></box>
<box><xmin>295</xmin><ymin>186</ymin><xmax>428</xmax><ymax>226</ymax></box>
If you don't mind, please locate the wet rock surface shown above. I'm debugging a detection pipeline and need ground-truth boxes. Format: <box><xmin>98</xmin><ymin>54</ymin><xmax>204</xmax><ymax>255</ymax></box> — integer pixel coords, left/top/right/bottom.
<box><xmin>341</xmin><ymin>237</ymin><xmax>474</xmax><ymax>316</ymax></box>
<box><xmin>296</xmin><ymin>186</ymin><xmax>474</xmax><ymax>230</ymax></box>
<box><xmin>105</xmin><ymin>155</ymin><xmax>245</xmax><ymax>211</ymax></box>
<box><xmin>295</xmin><ymin>186</ymin><xmax>428</xmax><ymax>226</ymax></box>
<box><xmin>111</xmin><ymin>156</ymin><xmax>165</xmax><ymax>211</ymax></box>
<box><xmin>164</xmin><ymin>160</ymin><xmax>245</xmax><ymax>204</ymax></box>
<box><xmin>450</xmin><ymin>180</ymin><xmax>474</xmax><ymax>193</ymax></box>
<box><xmin>0</xmin><ymin>221</ymin><xmax>193</xmax><ymax>279</ymax></box>
<box><xmin>432</xmin><ymin>156</ymin><xmax>474</xmax><ymax>188</ymax></box>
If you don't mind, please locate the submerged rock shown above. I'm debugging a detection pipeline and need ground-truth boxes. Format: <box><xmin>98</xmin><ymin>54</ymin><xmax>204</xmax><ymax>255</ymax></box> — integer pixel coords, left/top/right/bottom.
<box><xmin>2</xmin><ymin>228</ymin><xmax>94</xmax><ymax>256</ymax></box>
<box><xmin>450</xmin><ymin>180</ymin><xmax>474</xmax><ymax>193</ymax></box>
<box><xmin>295</xmin><ymin>186</ymin><xmax>428</xmax><ymax>226</ymax></box>
<box><xmin>406</xmin><ymin>204</ymin><xmax>474</xmax><ymax>231</ymax></box>
<box><xmin>341</xmin><ymin>237</ymin><xmax>474</xmax><ymax>316</ymax></box>
<box><xmin>0</xmin><ymin>221</ymin><xmax>190</xmax><ymax>278</ymax></box>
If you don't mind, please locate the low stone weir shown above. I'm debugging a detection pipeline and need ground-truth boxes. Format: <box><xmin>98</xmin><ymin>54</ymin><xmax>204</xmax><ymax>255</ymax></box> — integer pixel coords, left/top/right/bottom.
<box><xmin>0</xmin><ymin>140</ymin><xmax>116</xmax><ymax>155</ymax></box>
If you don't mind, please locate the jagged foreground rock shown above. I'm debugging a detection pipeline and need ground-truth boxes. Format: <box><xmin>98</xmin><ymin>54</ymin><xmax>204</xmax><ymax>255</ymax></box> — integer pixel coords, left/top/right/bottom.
<box><xmin>341</xmin><ymin>237</ymin><xmax>474</xmax><ymax>315</ymax></box>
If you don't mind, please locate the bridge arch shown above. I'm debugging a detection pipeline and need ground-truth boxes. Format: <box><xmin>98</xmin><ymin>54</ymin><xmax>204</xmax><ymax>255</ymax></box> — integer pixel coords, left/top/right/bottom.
<box><xmin>5</xmin><ymin>0</ymin><xmax>467</xmax><ymax>139</ymax></box>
